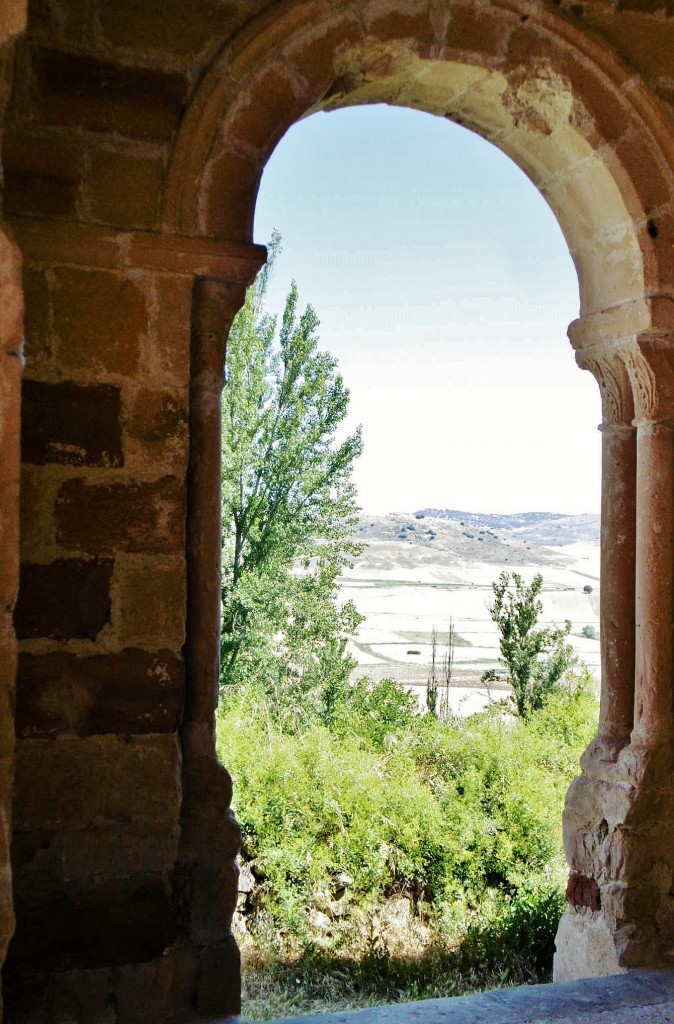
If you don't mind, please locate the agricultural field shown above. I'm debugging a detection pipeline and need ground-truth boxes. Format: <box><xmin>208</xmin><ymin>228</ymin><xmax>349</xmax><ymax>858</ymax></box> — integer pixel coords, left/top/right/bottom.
<box><xmin>341</xmin><ymin>509</ymin><xmax>600</xmax><ymax>712</ymax></box>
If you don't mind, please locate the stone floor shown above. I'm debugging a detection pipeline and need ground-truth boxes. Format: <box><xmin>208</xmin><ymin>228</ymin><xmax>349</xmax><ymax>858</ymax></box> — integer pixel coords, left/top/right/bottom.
<box><xmin>246</xmin><ymin>971</ymin><xmax>674</xmax><ymax>1024</ymax></box>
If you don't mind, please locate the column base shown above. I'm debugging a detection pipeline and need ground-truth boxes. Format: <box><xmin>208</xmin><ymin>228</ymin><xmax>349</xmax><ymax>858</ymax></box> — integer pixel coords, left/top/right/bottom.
<box><xmin>554</xmin><ymin>907</ymin><xmax>625</xmax><ymax>982</ymax></box>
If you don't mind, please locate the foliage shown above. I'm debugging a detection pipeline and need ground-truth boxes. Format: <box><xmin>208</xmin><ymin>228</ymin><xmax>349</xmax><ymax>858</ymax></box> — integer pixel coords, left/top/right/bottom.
<box><xmin>220</xmin><ymin>232</ymin><xmax>363</xmax><ymax>724</ymax></box>
<box><xmin>581</xmin><ymin>624</ymin><xmax>596</xmax><ymax>640</ymax></box>
<box><xmin>482</xmin><ymin>572</ymin><xmax>576</xmax><ymax>719</ymax></box>
<box><xmin>217</xmin><ymin>678</ymin><xmax>598</xmax><ymax>1012</ymax></box>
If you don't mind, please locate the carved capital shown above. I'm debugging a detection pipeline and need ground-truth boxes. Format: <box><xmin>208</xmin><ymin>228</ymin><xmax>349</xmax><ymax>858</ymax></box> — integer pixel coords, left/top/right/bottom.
<box><xmin>576</xmin><ymin>347</ymin><xmax>634</xmax><ymax>427</ymax></box>
<box><xmin>622</xmin><ymin>335</ymin><xmax>674</xmax><ymax>424</ymax></box>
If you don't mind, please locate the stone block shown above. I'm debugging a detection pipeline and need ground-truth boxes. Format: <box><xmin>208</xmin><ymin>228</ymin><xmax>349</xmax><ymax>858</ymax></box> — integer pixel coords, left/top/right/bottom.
<box><xmin>4</xmin><ymin>946</ymin><xmax>198</xmax><ymax>1024</ymax></box>
<box><xmin>8</xmin><ymin>872</ymin><xmax>177</xmax><ymax>971</ymax></box>
<box><xmin>59</xmin><ymin>820</ymin><xmax>180</xmax><ymax>879</ymax></box>
<box><xmin>88</xmin><ymin>148</ymin><xmax>164</xmax><ymax>230</ymax></box>
<box><xmin>30</xmin><ymin>47</ymin><xmax>188</xmax><ymax>140</ymax></box>
<box><xmin>364</xmin><ymin>6</ymin><xmax>437</xmax><ymax>56</ymax></box>
<box><xmin>587</xmin><ymin>12</ymin><xmax>674</xmax><ymax>83</ymax></box>
<box><xmin>227</xmin><ymin>66</ymin><xmax>304</xmax><ymax>153</ymax></box>
<box><xmin>150</xmin><ymin>274</ymin><xmax>192</xmax><ymax>383</ymax></box>
<box><xmin>51</xmin><ymin>266</ymin><xmax>147</xmax><ymax>377</ymax></box>
<box><xmin>125</xmin><ymin>388</ymin><xmax>187</xmax><ymax>445</ymax></box>
<box><xmin>13</xmin><ymin>733</ymin><xmax>181</xmax><ymax>831</ymax></box>
<box><xmin>21</xmin><ymin>266</ymin><xmax>52</xmax><ymax>372</ymax></box>
<box><xmin>201</xmin><ymin>148</ymin><xmax>262</xmax><ymax>241</ymax></box>
<box><xmin>18</xmin><ymin>466</ymin><xmax>58</xmax><ymax>561</ymax></box>
<box><xmin>2</xmin><ymin>127</ymin><xmax>83</xmax><ymax>219</ymax></box>
<box><xmin>194</xmin><ymin>935</ymin><xmax>241</xmax><ymax>1018</ymax></box>
<box><xmin>124</xmin><ymin>386</ymin><xmax>188</xmax><ymax>473</ymax></box>
<box><xmin>446</xmin><ymin>6</ymin><xmax>506</xmax><ymax>58</ymax></box>
<box><xmin>21</xmin><ymin>378</ymin><xmax>123</xmax><ymax>467</ymax></box>
<box><xmin>55</xmin><ymin>476</ymin><xmax>185</xmax><ymax>555</ymax></box>
<box><xmin>97</xmin><ymin>0</ymin><xmax>240</xmax><ymax>57</ymax></box>
<box><xmin>286</xmin><ymin>16</ymin><xmax>363</xmax><ymax>100</ymax></box>
<box><xmin>16</xmin><ymin>648</ymin><xmax>184</xmax><ymax>737</ymax></box>
<box><xmin>116</xmin><ymin>557</ymin><xmax>186</xmax><ymax>647</ymax></box>
<box><xmin>14</xmin><ymin>558</ymin><xmax>113</xmax><ymax>641</ymax></box>
<box><xmin>24</xmin><ymin>0</ymin><xmax>87</xmax><ymax>41</ymax></box>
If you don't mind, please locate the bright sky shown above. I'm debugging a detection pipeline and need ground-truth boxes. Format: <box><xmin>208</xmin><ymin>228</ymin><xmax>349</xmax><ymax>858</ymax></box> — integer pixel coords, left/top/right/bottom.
<box><xmin>253</xmin><ymin>104</ymin><xmax>602</xmax><ymax>516</ymax></box>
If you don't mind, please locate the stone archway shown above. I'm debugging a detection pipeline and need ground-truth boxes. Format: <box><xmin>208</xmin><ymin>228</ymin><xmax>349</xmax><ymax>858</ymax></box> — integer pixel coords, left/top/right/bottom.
<box><xmin>164</xmin><ymin>0</ymin><xmax>674</xmax><ymax>983</ymax></box>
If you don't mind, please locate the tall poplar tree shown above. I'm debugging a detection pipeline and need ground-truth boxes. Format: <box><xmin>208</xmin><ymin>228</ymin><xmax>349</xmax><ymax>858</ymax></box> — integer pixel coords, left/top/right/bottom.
<box><xmin>220</xmin><ymin>233</ymin><xmax>363</xmax><ymax>726</ymax></box>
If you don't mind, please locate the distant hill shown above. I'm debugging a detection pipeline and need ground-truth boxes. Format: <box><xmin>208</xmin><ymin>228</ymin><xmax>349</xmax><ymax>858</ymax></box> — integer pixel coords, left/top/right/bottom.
<box><xmin>414</xmin><ymin>508</ymin><xmax>599</xmax><ymax>547</ymax></box>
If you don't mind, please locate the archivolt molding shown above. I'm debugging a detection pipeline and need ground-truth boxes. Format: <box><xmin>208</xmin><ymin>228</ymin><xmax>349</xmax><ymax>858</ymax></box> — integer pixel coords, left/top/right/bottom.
<box><xmin>164</xmin><ymin>0</ymin><xmax>674</xmax><ymax>307</ymax></box>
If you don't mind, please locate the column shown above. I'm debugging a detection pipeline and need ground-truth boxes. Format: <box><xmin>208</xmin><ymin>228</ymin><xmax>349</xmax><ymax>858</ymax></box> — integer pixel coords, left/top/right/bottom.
<box><xmin>632</xmin><ymin>419</ymin><xmax>674</xmax><ymax>749</ymax></box>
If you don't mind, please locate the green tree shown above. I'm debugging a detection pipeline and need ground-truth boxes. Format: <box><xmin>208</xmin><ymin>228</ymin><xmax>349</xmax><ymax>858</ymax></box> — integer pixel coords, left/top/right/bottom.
<box><xmin>220</xmin><ymin>233</ymin><xmax>363</xmax><ymax>726</ymax></box>
<box><xmin>482</xmin><ymin>571</ymin><xmax>575</xmax><ymax>719</ymax></box>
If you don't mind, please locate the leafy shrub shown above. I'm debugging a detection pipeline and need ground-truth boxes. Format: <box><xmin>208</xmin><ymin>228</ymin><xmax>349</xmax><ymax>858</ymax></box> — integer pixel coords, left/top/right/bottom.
<box><xmin>457</xmin><ymin>880</ymin><xmax>565</xmax><ymax>982</ymax></box>
<box><xmin>218</xmin><ymin>681</ymin><xmax>596</xmax><ymax>945</ymax></box>
<box><xmin>581</xmin><ymin>624</ymin><xmax>596</xmax><ymax>639</ymax></box>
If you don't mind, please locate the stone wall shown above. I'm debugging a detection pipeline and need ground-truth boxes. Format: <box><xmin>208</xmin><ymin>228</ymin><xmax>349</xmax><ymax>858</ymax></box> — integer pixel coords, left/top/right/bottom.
<box><xmin>0</xmin><ymin>3</ymin><xmax>27</xmax><ymax>1020</ymax></box>
<box><xmin>3</xmin><ymin>0</ymin><xmax>674</xmax><ymax>1021</ymax></box>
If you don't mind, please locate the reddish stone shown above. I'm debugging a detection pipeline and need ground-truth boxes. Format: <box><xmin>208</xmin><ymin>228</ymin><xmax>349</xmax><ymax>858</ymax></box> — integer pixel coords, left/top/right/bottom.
<box><xmin>30</xmin><ymin>48</ymin><xmax>188</xmax><ymax>141</ymax></box>
<box><xmin>226</xmin><ymin>67</ymin><xmax>304</xmax><ymax>153</ymax></box>
<box><xmin>13</xmin><ymin>734</ymin><xmax>180</xmax><ymax>831</ymax></box>
<box><xmin>566</xmin><ymin>871</ymin><xmax>601</xmax><ymax>911</ymax></box>
<box><xmin>126</xmin><ymin>388</ymin><xmax>187</xmax><ymax>445</ymax></box>
<box><xmin>14</xmin><ymin>558</ymin><xmax>113</xmax><ymax>641</ymax></box>
<box><xmin>88</xmin><ymin>148</ymin><xmax>164</xmax><ymax>230</ymax></box>
<box><xmin>55</xmin><ymin>477</ymin><xmax>185</xmax><ymax>555</ymax></box>
<box><xmin>446</xmin><ymin>6</ymin><xmax>506</xmax><ymax>58</ymax></box>
<box><xmin>2</xmin><ymin>127</ymin><xmax>83</xmax><ymax>219</ymax></box>
<box><xmin>202</xmin><ymin>149</ymin><xmax>262</xmax><ymax>241</ymax></box>
<box><xmin>97</xmin><ymin>0</ymin><xmax>240</xmax><ymax>56</ymax></box>
<box><xmin>21</xmin><ymin>267</ymin><xmax>51</xmax><ymax>371</ymax></box>
<box><xmin>21</xmin><ymin>379</ymin><xmax>123</xmax><ymax>467</ymax></box>
<box><xmin>16</xmin><ymin>649</ymin><xmax>184</xmax><ymax>737</ymax></box>
<box><xmin>51</xmin><ymin>267</ymin><xmax>147</xmax><ymax>377</ymax></box>
<box><xmin>151</xmin><ymin>274</ymin><xmax>192</xmax><ymax>384</ymax></box>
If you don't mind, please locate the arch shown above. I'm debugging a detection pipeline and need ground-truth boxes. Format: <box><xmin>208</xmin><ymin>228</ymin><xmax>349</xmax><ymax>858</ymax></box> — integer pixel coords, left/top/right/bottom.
<box><xmin>164</xmin><ymin>0</ymin><xmax>674</xmax><ymax>984</ymax></box>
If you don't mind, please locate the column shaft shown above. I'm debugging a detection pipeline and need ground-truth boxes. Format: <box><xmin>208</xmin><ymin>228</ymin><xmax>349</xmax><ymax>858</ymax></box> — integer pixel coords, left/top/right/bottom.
<box><xmin>597</xmin><ymin>423</ymin><xmax>636</xmax><ymax>753</ymax></box>
<box><xmin>633</xmin><ymin>421</ymin><xmax>674</xmax><ymax>748</ymax></box>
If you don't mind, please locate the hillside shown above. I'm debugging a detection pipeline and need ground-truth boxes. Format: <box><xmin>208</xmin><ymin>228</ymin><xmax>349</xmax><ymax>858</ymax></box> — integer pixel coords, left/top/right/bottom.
<box><xmin>415</xmin><ymin>508</ymin><xmax>600</xmax><ymax>547</ymax></box>
<box><xmin>341</xmin><ymin>509</ymin><xmax>600</xmax><ymax>707</ymax></box>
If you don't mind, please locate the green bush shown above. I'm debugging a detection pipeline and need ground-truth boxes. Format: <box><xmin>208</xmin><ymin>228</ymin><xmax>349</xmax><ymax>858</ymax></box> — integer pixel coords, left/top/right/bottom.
<box><xmin>218</xmin><ymin>678</ymin><xmax>597</xmax><ymax>949</ymax></box>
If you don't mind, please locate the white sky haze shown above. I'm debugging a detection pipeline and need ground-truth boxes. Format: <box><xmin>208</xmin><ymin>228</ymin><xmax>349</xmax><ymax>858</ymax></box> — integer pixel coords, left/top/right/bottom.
<box><xmin>253</xmin><ymin>104</ymin><xmax>602</xmax><ymax>516</ymax></box>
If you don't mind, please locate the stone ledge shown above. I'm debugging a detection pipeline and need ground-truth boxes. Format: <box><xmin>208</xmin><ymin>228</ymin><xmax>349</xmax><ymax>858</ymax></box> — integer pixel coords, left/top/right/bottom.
<box><xmin>205</xmin><ymin>970</ymin><xmax>674</xmax><ymax>1024</ymax></box>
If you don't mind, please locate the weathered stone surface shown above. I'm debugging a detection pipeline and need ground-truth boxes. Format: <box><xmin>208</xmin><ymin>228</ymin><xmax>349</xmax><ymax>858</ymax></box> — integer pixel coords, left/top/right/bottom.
<box><xmin>21</xmin><ymin>378</ymin><xmax>123</xmax><ymax>467</ymax></box>
<box><xmin>194</xmin><ymin>935</ymin><xmax>241</xmax><ymax>1018</ymax></box>
<box><xmin>16</xmin><ymin>649</ymin><xmax>184</xmax><ymax>737</ymax></box>
<box><xmin>567</xmin><ymin>872</ymin><xmax>602</xmax><ymax>911</ymax></box>
<box><xmin>55</xmin><ymin>476</ymin><xmax>185</xmax><ymax>554</ymax></box>
<box><xmin>14</xmin><ymin>558</ymin><xmax>113</xmax><ymax>640</ymax></box>
<box><xmin>30</xmin><ymin>48</ymin><xmax>188</xmax><ymax>140</ymax></box>
<box><xmin>116</xmin><ymin>558</ymin><xmax>186</xmax><ymax>647</ymax></box>
<box><xmin>97</xmin><ymin>0</ymin><xmax>240</xmax><ymax>57</ymax></box>
<box><xmin>14</xmin><ymin>733</ymin><xmax>181</xmax><ymax>830</ymax></box>
<box><xmin>2</xmin><ymin>127</ymin><xmax>83</xmax><ymax>219</ymax></box>
<box><xmin>7</xmin><ymin>871</ymin><xmax>176</xmax><ymax>970</ymax></box>
<box><xmin>51</xmin><ymin>266</ymin><xmax>148</xmax><ymax>377</ymax></box>
<box><xmin>4</xmin><ymin>946</ymin><xmax>198</xmax><ymax>1024</ymax></box>
<box><xmin>88</xmin><ymin>149</ymin><xmax>164</xmax><ymax>230</ymax></box>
